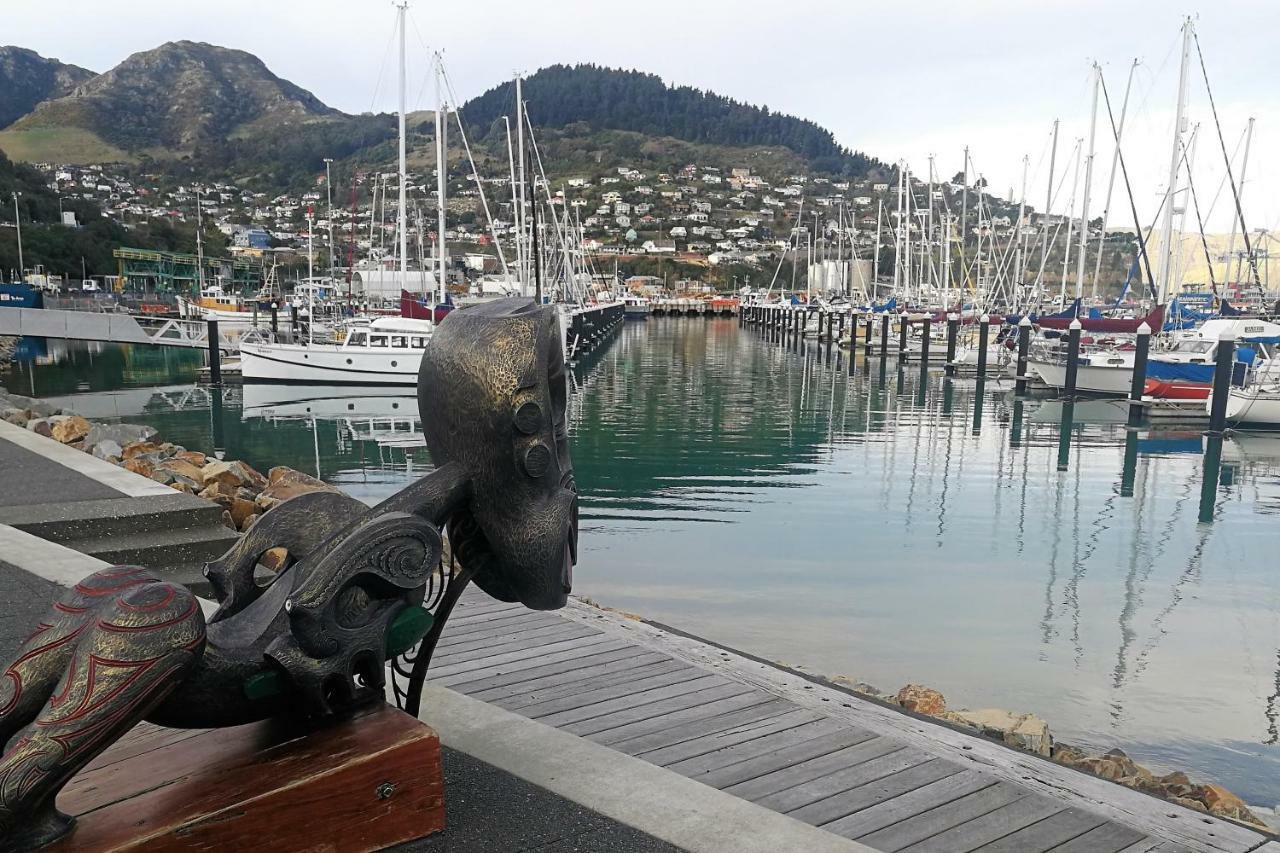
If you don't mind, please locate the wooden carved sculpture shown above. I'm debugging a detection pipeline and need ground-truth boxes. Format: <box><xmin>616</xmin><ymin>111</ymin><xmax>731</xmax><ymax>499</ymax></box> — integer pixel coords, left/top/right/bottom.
<box><xmin>0</xmin><ymin>299</ymin><xmax>577</xmax><ymax>851</ymax></box>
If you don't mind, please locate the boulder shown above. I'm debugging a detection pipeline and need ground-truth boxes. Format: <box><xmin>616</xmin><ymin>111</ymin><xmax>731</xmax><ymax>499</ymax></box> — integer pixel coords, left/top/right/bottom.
<box><xmin>174</xmin><ymin>450</ymin><xmax>207</xmax><ymax>467</ymax></box>
<box><xmin>49</xmin><ymin>415</ymin><xmax>91</xmax><ymax>444</ymax></box>
<box><xmin>198</xmin><ymin>481</ymin><xmax>236</xmax><ymax>508</ymax></box>
<box><xmin>150</xmin><ymin>469</ymin><xmax>174</xmax><ymax>486</ymax></box>
<box><xmin>156</xmin><ymin>458</ymin><xmax>205</xmax><ymax>490</ymax></box>
<box><xmin>228</xmin><ymin>497</ymin><xmax>258</xmax><ymax>529</ymax></box>
<box><xmin>84</xmin><ymin>423</ymin><xmax>158</xmax><ymax>449</ymax></box>
<box><xmin>949</xmin><ymin>709</ymin><xmax>1052</xmax><ymax>756</ymax></box>
<box><xmin>26</xmin><ymin>418</ymin><xmax>53</xmax><ymax>438</ymax></box>
<box><xmin>2</xmin><ymin>408</ymin><xmax>30</xmax><ymax>427</ymax></box>
<box><xmin>240</xmin><ymin>512</ymin><xmax>260</xmax><ymax>532</ymax></box>
<box><xmin>202</xmin><ymin>459</ymin><xmax>268</xmax><ymax>491</ymax></box>
<box><xmin>122</xmin><ymin>440</ymin><xmax>164</xmax><ymax>460</ymax></box>
<box><xmin>3</xmin><ymin>393</ymin><xmax>58</xmax><ymax>417</ymax></box>
<box><xmin>91</xmin><ymin>439</ymin><xmax>124</xmax><ymax>461</ymax></box>
<box><xmin>123</xmin><ymin>458</ymin><xmax>155</xmax><ymax>479</ymax></box>
<box><xmin>895</xmin><ymin>684</ymin><xmax>946</xmax><ymax>716</ymax></box>
<box><xmin>256</xmin><ymin>467</ymin><xmax>338</xmax><ymax>509</ymax></box>
<box><xmin>171</xmin><ymin>481</ymin><xmax>194</xmax><ymax>495</ymax></box>
<box><xmin>220</xmin><ymin>509</ymin><xmax>236</xmax><ymax>530</ymax></box>
<box><xmin>259</xmin><ymin>547</ymin><xmax>290</xmax><ymax>572</ymax></box>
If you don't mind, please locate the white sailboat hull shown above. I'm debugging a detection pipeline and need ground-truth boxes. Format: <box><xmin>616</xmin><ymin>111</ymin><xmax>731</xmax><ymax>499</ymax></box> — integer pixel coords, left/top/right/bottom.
<box><xmin>1029</xmin><ymin>360</ymin><xmax>1133</xmax><ymax>396</ymax></box>
<box><xmin>1221</xmin><ymin>387</ymin><xmax>1280</xmax><ymax>428</ymax></box>
<box><xmin>239</xmin><ymin>342</ymin><xmax>424</xmax><ymax>385</ymax></box>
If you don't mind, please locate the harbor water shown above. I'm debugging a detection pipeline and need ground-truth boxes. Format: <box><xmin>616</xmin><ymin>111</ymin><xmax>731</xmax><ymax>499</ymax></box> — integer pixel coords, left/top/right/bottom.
<box><xmin>8</xmin><ymin>319</ymin><xmax>1280</xmax><ymax>806</ymax></box>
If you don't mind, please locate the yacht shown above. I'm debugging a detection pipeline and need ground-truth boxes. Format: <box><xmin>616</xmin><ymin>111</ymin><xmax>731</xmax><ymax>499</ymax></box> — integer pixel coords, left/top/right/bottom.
<box><xmin>239</xmin><ymin>316</ymin><xmax>434</xmax><ymax>384</ymax></box>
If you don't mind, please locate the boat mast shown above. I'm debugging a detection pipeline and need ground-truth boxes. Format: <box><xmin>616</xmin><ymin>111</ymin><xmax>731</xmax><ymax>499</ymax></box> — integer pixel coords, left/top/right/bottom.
<box><xmin>434</xmin><ymin>53</ymin><xmax>447</xmax><ymax>308</ymax></box>
<box><xmin>1059</xmin><ymin>140</ymin><xmax>1082</xmax><ymax>307</ymax></box>
<box><xmin>1092</xmin><ymin>59</ymin><xmax>1137</xmax><ymax>297</ymax></box>
<box><xmin>516</xmin><ymin>74</ymin><xmax>528</xmax><ymax>295</ymax></box>
<box><xmin>1039</xmin><ymin>120</ymin><xmax>1059</xmax><ymax>307</ymax></box>
<box><xmin>892</xmin><ymin>163</ymin><xmax>904</xmax><ymax>297</ymax></box>
<box><xmin>1158</xmin><ymin>17</ymin><xmax>1193</xmax><ymax>306</ymax></box>
<box><xmin>396</xmin><ymin>1</ymin><xmax>408</xmax><ymax>289</ymax></box>
<box><xmin>873</xmin><ymin>199</ymin><xmax>883</xmax><ymax>293</ymax></box>
<box><xmin>194</xmin><ymin>188</ymin><xmax>205</xmax><ymax>295</ymax></box>
<box><xmin>1224</xmin><ymin>117</ymin><xmax>1253</xmax><ymax>288</ymax></box>
<box><xmin>959</xmin><ymin>146</ymin><xmax>968</xmax><ymax>307</ymax></box>
<box><xmin>1077</xmin><ymin>62</ymin><xmax>1100</xmax><ymax>302</ymax></box>
<box><xmin>1013</xmin><ymin>155</ymin><xmax>1028</xmax><ymax>306</ymax></box>
<box><xmin>306</xmin><ymin>206</ymin><xmax>314</xmax><ymax>345</ymax></box>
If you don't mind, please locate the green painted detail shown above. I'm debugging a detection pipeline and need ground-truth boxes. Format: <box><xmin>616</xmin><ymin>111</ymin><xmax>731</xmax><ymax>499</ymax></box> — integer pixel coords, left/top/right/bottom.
<box><xmin>243</xmin><ymin>669</ymin><xmax>284</xmax><ymax>701</ymax></box>
<box><xmin>386</xmin><ymin>605</ymin><xmax>434</xmax><ymax>659</ymax></box>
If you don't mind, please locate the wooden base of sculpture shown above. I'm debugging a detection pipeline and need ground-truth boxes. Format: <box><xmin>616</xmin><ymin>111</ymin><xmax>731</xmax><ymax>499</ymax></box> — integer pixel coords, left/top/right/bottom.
<box><xmin>46</xmin><ymin>703</ymin><xmax>444</xmax><ymax>852</ymax></box>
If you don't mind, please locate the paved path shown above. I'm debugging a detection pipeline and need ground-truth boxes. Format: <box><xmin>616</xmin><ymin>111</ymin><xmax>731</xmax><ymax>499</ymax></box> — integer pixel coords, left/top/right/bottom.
<box><xmin>431</xmin><ymin>590</ymin><xmax>1278</xmax><ymax>853</ymax></box>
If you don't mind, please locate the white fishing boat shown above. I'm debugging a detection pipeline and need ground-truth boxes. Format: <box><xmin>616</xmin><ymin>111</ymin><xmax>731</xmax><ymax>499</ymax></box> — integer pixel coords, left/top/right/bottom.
<box><xmin>1029</xmin><ymin>349</ymin><xmax>1136</xmax><ymax>395</ymax></box>
<box><xmin>622</xmin><ymin>293</ymin><xmax>652</xmax><ymax>318</ymax></box>
<box><xmin>239</xmin><ymin>316</ymin><xmax>433</xmax><ymax>384</ymax></box>
<box><xmin>1217</xmin><ymin>383</ymin><xmax>1280</xmax><ymax>430</ymax></box>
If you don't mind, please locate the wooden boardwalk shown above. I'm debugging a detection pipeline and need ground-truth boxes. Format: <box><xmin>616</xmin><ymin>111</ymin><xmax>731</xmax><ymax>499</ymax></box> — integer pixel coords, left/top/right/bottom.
<box><xmin>431</xmin><ymin>591</ymin><xmax>1276</xmax><ymax>853</ymax></box>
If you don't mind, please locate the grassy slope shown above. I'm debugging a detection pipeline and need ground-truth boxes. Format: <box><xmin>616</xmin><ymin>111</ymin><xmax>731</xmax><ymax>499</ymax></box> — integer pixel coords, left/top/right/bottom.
<box><xmin>0</xmin><ymin>126</ymin><xmax>138</xmax><ymax>164</ymax></box>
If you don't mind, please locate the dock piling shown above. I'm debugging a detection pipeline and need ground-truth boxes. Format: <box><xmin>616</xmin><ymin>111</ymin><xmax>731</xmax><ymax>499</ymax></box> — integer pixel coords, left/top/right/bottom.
<box><xmin>206</xmin><ymin>319</ymin><xmax>221</xmax><ymax>387</ymax></box>
<box><xmin>879</xmin><ymin>314</ymin><xmax>889</xmax><ymax>360</ymax></box>
<box><xmin>270</xmin><ymin>304</ymin><xmax>279</xmax><ymax>335</ymax></box>
<box><xmin>945</xmin><ymin>313</ymin><xmax>959</xmax><ymax>376</ymax></box>
<box><xmin>919</xmin><ymin>317</ymin><xmax>931</xmax><ymax>379</ymax></box>
<box><xmin>1063</xmin><ymin>318</ymin><xmax>1082</xmax><ymax>399</ymax></box>
<box><xmin>1206</xmin><ymin>327</ymin><xmax>1237</xmax><ymax>435</ymax></box>
<box><xmin>898</xmin><ymin>311</ymin><xmax>909</xmax><ymax>361</ymax></box>
<box><xmin>976</xmin><ymin>314</ymin><xmax>991</xmax><ymax>378</ymax></box>
<box><xmin>1127</xmin><ymin>322</ymin><xmax>1152</xmax><ymax>427</ymax></box>
<box><xmin>1015</xmin><ymin>316</ymin><xmax>1031</xmax><ymax>395</ymax></box>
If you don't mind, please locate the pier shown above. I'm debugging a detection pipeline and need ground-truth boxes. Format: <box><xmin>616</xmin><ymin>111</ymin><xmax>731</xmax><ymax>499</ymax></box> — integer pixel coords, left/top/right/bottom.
<box><xmin>0</xmin><ymin>306</ymin><xmax>240</xmax><ymax>351</ymax></box>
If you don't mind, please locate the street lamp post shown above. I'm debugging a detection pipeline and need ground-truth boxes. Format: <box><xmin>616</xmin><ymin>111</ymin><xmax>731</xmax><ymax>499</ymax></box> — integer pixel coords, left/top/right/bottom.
<box><xmin>12</xmin><ymin>192</ymin><xmax>23</xmax><ymax>280</ymax></box>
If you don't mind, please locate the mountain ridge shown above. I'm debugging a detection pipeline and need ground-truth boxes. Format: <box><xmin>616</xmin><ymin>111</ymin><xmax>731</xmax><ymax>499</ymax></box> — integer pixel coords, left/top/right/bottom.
<box><xmin>0</xmin><ymin>46</ymin><xmax>95</xmax><ymax>129</ymax></box>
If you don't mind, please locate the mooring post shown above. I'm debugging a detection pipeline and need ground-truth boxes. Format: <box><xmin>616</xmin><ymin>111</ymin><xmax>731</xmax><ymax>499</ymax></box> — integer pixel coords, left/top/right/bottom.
<box><xmin>1014</xmin><ymin>316</ymin><xmax>1031</xmax><ymax>395</ymax></box>
<box><xmin>945</xmin><ymin>312</ymin><xmax>959</xmax><ymax>376</ymax></box>
<box><xmin>206</xmin><ymin>319</ymin><xmax>221</xmax><ymax>387</ymax></box>
<box><xmin>1127</xmin><ymin>322</ymin><xmax>1152</xmax><ymax>428</ymax></box>
<box><xmin>898</xmin><ymin>310</ymin><xmax>909</xmax><ymax>360</ymax></box>
<box><xmin>848</xmin><ymin>311</ymin><xmax>858</xmax><ymax>353</ymax></box>
<box><xmin>1063</xmin><ymin>318</ymin><xmax>1082</xmax><ymax>399</ymax></box>
<box><xmin>270</xmin><ymin>303</ymin><xmax>279</xmax><ymax>335</ymax></box>
<box><xmin>976</xmin><ymin>313</ymin><xmax>991</xmax><ymax>378</ymax></box>
<box><xmin>290</xmin><ymin>304</ymin><xmax>299</xmax><ymax>340</ymax></box>
<box><xmin>1206</xmin><ymin>327</ymin><xmax>1237</xmax><ymax>435</ymax></box>
<box><xmin>919</xmin><ymin>317</ymin><xmax>931</xmax><ymax>379</ymax></box>
<box><xmin>1199</xmin><ymin>434</ymin><xmax>1224</xmax><ymax>523</ymax></box>
<box><xmin>863</xmin><ymin>316</ymin><xmax>874</xmax><ymax>356</ymax></box>
<box><xmin>879</xmin><ymin>314</ymin><xmax>890</xmax><ymax>359</ymax></box>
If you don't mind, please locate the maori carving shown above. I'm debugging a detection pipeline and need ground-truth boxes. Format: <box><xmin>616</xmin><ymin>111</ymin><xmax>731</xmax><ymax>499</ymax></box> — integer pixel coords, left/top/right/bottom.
<box><xmin>0</xmin><ymin>299</ymin><xmax>577</xmax><ymax>851</ymax></box>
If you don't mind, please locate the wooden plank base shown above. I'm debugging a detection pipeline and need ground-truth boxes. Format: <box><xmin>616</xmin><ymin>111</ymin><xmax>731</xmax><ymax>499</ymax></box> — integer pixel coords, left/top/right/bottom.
<box><xmin>49</xmin><ymin>703</ymin><xmax>443</xmax><ymax>852</ymax></box>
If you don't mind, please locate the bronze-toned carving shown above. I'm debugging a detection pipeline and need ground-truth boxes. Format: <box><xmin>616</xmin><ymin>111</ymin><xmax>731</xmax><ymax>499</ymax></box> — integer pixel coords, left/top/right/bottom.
<box><xmin>0</xmin><ymin>298</ymin><xmax>577</xmax><ymax>851</ymax></box>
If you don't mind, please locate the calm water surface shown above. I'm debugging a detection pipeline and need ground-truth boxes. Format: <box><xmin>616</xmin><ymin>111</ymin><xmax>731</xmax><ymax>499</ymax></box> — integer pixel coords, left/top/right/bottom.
<box><xmin>10</xmin><ymin>322</ymin><xmax>1280</xmax><ymax>805</ymax></box>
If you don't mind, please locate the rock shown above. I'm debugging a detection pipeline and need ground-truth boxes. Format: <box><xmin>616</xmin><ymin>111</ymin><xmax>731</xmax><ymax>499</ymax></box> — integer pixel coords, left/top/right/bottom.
<box><xmin>240</xmin><ymin>512</ymin><xmax>260</xmax><ymax>532</ymax></box>
<box><xmin>197</xmin><ymin>481</ymin><xmax>236</xmax><ymax>509</ymax></box>
<box><xmin>3</xmin><ymin>393</ymin><xmax>58</xmax><ymax>417</ymax></box>
<box><xmin>122</xmin><ymin>440</ymin><xmax>164</xmax><ymax>460</ymax></box>
<box><xmin>256</xmin><ymin>467</ymin><xmax>338</xmax><ymax>509</ymax></box>
<box><xmin>174</xmin><ymin>450</ymin><xmax>207</xmax><ymax>467</ymax></box>
<box><xmin>84</xmin><ymin>423</ymin><xmax>158</xmax><ymax>449</ymax></box>
<box><xmin>1172</xmin><ymin>796</ymin><xmax>1208</xmax><ymax>814</ymax></box>
<box><xmin>156</xmin><ymin>458</ymin><xmax>204</xmax><ymax>490</ymax></box>
<box><xmin>1159</xmin><ymin>771</ymin><xmax>1191</xmax><ymax>788</ymax></box>
<box><xmin>220</xmin><ymin>509</ymin><xmax>236</xmax><ymax>530</ymax></box>
<box><xmin>123</xmin><ymin>458</ymin><xmax>155</xmax><ymax>478</ymax></box>
<box><xmin>2</xmin><ymin>409</ymin><xmax>30</xmax><ymax>427</ymax></box>
<box><xmin>228</xmin><ymin>497</ymin><xmax>258</xmax><ymax>529</ymax></box>
<box><xmin>949</xmin><ymin>709</ymin><xmax>1052</xmax><ymax>756</ymax></box>
<box><xmin>259</xmin><ymin>547</ymin><xmax>289</xmax><ymax>572</ymax></box>
<box><xmin>1051</xmin><ymin>744</ymin><xmax>1087</xmax><ymax>766</ymax></box>
<box><xmin>171</xmin><ymin>481</ymin><xmax>194</xmax><ymax>495</ymax></box>
<box><xmin>26</xmin><ymin>418</ymin><xmax>52</xmax><ymax>437</ymax></box>
<box><xmin>1198</xmin><ymin>783</ymin><xmax>1246</xmax><ymax>812</ymax></box>
<box><xmin>91</xmin><ymin>439</ymin><xmax>124</xmax><ymax>461</ymax></box>
<box><xmin>895</xmin><ymin>684</ymin><xmax>946</xmax><ymax>717</ymax></box>
<box><xmin>830</xmin><ymin>676</ymin><xmax>887</xmax><ymax>699</ymax></box>
<box><xmin>49</xmin><ymin>415</ymin><xmax>91</xmax><ymax>444</ymax></box>
<box><xmin>150</xmin><ymin>469</ymin><xmax>174</xmax><ymax>485</ymax></box>
<box><xmin>202</xmin><ymin>460</ymin><xmax>267</xmax><ymax>491</ymax></box>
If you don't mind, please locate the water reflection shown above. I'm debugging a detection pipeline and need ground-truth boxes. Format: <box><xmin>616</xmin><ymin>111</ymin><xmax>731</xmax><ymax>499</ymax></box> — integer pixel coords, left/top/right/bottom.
<box><xmin>17</xmin><ymin>324</ymin><xmax>1280</xmax><ymax>804</ymax></box>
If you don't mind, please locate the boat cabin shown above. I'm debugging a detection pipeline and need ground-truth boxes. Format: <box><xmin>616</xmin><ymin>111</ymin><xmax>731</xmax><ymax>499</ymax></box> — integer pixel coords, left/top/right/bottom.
<box><xmin>341</xmin><ymin>317</ymin><xmax>435</xmax><ymax>351</ymax></box>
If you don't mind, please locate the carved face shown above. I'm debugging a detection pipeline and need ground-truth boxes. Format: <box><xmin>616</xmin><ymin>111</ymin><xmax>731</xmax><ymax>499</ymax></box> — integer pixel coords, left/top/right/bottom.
<box><xmin>418</xmin><ymin>299</ymin><xmax>577</xmax><ymax>609</ymax></box>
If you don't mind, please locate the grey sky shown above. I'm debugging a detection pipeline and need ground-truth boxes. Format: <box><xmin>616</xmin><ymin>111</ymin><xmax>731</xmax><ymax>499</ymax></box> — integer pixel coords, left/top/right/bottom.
<box><xmin>6</xmin><ymin>1</ymin><xmax>1278</xmax><ymax>231</ymax></box>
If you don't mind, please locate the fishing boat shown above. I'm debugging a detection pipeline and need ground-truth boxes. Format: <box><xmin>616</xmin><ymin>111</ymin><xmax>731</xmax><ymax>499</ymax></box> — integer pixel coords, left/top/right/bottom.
<box><xmin>178</xmin><ymin>284</ymin><xmax>263</xmax><ymax>323</ymax></box>
<box><xmin>239</xmin><ymin>316</ymin><xmax>434</xmax><ymax>384</ymax></box>
<box><xmin>622</xmin><ymin>293</ymin><xmax>651</xmax><ymax>318</ymax></box>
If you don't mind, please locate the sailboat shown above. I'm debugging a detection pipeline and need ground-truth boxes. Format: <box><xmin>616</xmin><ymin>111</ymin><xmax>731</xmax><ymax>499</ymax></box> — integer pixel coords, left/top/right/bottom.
<box><xmin>240</xmin><ymin>2</ymin><xmax>434</xmax><ymax>385</ymax></box>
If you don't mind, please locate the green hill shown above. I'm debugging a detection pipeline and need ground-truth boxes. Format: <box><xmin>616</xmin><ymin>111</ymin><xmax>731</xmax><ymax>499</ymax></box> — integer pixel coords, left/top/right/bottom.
<box><xmin>0</xmin><ymin>47</ymin><xmax>94</xmax><ymax>130</ymax></box>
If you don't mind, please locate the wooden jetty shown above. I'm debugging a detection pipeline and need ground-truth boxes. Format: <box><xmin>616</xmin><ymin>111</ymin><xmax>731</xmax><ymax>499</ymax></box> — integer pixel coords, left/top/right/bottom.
<box><xmin>433</xmin><ymin>590</ymin><xmax>1276</xmax><ymax>853</ymax></box>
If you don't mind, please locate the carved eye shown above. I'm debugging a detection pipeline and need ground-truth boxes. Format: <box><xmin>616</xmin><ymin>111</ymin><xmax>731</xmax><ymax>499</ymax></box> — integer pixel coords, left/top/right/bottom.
<box><xmin>523</xmin><ymin>444</ymin><xmax>552</xmax><ymax>478</ymax></box>
<box><xmin>514</xmin><ymin>401</ymin><xmax>544</xmax><ymax>434</ymax></box>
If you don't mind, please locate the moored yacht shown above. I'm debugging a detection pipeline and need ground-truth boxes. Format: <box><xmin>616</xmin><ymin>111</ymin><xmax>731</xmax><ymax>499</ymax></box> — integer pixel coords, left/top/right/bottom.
<box><xmin>239</xmin><ymin>316</ymin><xmax>433</xmax><ymax>384</ymax></box>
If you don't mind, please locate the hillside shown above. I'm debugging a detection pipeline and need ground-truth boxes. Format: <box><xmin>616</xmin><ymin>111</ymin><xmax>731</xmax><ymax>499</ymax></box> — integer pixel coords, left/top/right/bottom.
<box><xmin>2</xmin><ymin>41</ymin><xmax>336</xmax><ymax>159</ymax></box>
<box><xmin>0</xmin><ymin>47</ymin><xmax>94</xmax><ymax>129</ymax></box>
<box><xmin>461</xmin><ymin>65</ymin><xmax>885</xmax><ymax>179</ymax></box>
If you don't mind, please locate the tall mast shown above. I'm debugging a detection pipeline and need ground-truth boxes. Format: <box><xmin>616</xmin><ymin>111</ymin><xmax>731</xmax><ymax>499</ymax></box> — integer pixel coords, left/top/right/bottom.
<box><xmin>1013</xmin><ymin>155</ymin><xmax>1028</xmax><ymax>304</ymax></box>
<box><xmin>1159</xmin><ymin>17</ymin><xmax>1193</xmax><ymax>305</ymax></box>
<box><xmin>959</xmin><ymin>146</ymin><xmax>969</xmax><ymax>304</ymax></box>
<box><xmin>1039</xmin><ymin>120</ymin><xmax>1059</xmax><ymax>305</ymax></box>
<box><xmin>1060</xmin><ymin>141</ymin><xmax>1082</xmax><ymax>306</ymax></box>
<box><xmin>515</xmin><ymin>74</ymin><xmax>527</xmax><ymax>293</ymax></box>
<box><xmin>1224</xmin><ymin>117</ymin><xmax>1254</xmax><ymax>287</ymax></box>
<box><xmin>1092</xmin><ymin>60</ymin><xmax>1137</xmax><ymax>296</ymax></box>
<box><xmin>1077</xmin><ymin>63</ymin><xmax>1100</xmax><ymax>301</ymax></box>
<box><xmin>396</xmin><ymin>1</ymin><xmax>408</xmax><ymax>284</ymax></box>
<box><xmin>434</xmin><ymin>53</ymin><xmax>447</xmax><ymax>307</ymax></box>
<box><xmin>892</xmin><ymin>163</ymin><xmax>904</xmax><ymax>295</ymax></box>
<box><xmin>194</xmin><ymin>188</ymin><xmax>205</xmax><ymax>293</ymax></box>
<box><xmin>903</xmin><ymin>166</ymin><xmax>913</xmax><ymax>301</ymax></box>
<box><xmin>873</xmin><ymin>199</ymin><xmax>883</xmax><ymax>291</ymax></box>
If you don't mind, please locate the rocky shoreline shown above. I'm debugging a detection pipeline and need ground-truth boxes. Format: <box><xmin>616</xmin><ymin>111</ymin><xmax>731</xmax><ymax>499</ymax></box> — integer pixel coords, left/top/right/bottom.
<box><xmin>3</xmin><ymin>382</ymin><xmax>1275</xmax><ymax>836</ymax></box>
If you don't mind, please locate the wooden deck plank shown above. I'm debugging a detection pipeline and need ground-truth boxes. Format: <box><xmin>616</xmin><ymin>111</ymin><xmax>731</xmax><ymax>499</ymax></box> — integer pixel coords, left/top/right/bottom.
<box><xmin>855</xmin><ymin>782</ymin><xmax>1028</xmax><ymax>851</ymax></box>
<box><xmin>788</xmin><ymin>758</ymin><xmax>963</xmax><ymax>827</ymax></box>
<box><xmin>1045</xmin><ymin>822</ymin><xmax>1149</xmax><ymax>853</ymax></box>
<box><xmin>621</xmin><ymin>702</ymin><xmax>815</xmax><ymax>760</ymax></box>
<box><xmin>500</xmin><ymin>667</ymin><xmax>716</xmax><ymax>717</ymax></box>
<box><xmin>755</xmin><ymin>746</ymin><xmax>935</xmax><ymax>814</ymax></box>
<box><xmin>821</xmin><ymin>770</ymin><xmax>996</xmax><ymax>839</ymax></box>
<box><xmin>680</xmin><ymin>727</ymin><xmax>878</xmax><ymax>789</ymax></box>
<box><xmin>429</xmin><ymin>635</ymin><xmax>625</xmax><ymax>679</ymax></box>
<box><xmin>443</xmin><ymin>648</ymin><xmax>663</xmax><ymax>693</ymax></box>
<box><xmin>430</xmin><ymin>637</ymin><xmax>632</xmax><ymax>683</ymax></box>
<box><xmin>437</xmin><ymin>618</ymin><xmax>594</xmax><ymax>651</ymax></box>
<box><xmin>725</xmin><ymin>738</ymin><xmax>907</xmax><ymax>802</ymax></box>
<box><xmin>436</xmin><ymin>612</ymin><xmax>580</xmax><ymax>645</ymax></box>
<box><xmin>433</xmin><ymin>625</ymin><xmax>598</xmax><ymax>663</ymax></box>
<box><xmin>585</xmin><ymin>693</ymin><xmax>788</xmax><ymax>747</ymax></box>
<box><xmin>662</xmin><ymin>718</ymin><xmax>856</xmax><ymax>778</ymax></box>
<box><xmin>556</xmin><ymin>682</ymin><xmax>757</xmax><ymax>735</ymax></box>
<box><xmin>531</xmin><ymin>674</ymin><xmax>733</xmax><ymax>727</ymax></box>
<box><xmin>973</xmin><ymin>807</ymin><xmax>1109</xmax><ymax>853</ymax></box>
<box><xmin>494</xmin><ymin>660</ymin><xmax>690</xmax><ymax>708</ymax></box>
<box><xmin>444</xmin><ymin>607</ymin><xmax>539</xmax><ymax>630</ymax></box>
<box><xmin>899</xmin><ymin>794</ymin><xmax>1064</xmax><ymax>853</ymax></box>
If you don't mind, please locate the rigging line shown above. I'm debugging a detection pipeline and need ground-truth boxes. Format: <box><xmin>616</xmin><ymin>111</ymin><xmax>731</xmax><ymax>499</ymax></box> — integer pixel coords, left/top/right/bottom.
<box><xmin>1192</xmin><ymin>30</ymin><xmax>1263</xmax><ymax>294</ymax></box>
<box><xmin>1179</xmin><ymin>129</ymin><xmax>1219</xmax><ymax>293</ymax></box>
<box><xmin>366</xmin><ymin>16</ymin><xmax>400</xmax><ymax>114</ymax></box>
<box><xmin>440</xmin><ymin>64</ymin><xmax>511</xmax><ymax>279</ymax></box>
<box><xmin>1200</xmin><ymin>123</ymin><xmax>1246</xmax><ymax>227</ymax></box>
<box><xmin>1099</xmin><ymin>69</ymin><xmax>1158</xmax><ymax>300</ymax></box>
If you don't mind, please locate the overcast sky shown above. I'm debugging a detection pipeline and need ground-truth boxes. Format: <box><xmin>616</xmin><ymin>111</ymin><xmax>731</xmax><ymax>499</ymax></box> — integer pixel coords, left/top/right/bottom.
<box><xmin>7</xmin><ymin>1</ymin><xmax>1278</xmax><ymax>233</ymax></box>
